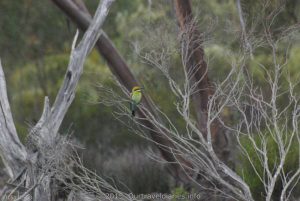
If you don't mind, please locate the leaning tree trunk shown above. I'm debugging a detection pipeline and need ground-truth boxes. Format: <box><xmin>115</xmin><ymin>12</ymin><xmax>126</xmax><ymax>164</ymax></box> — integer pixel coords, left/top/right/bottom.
<box><xmin>0</xmin><ymin>0</ymin><xmax>114</xmax><ymax>200</ymax></box>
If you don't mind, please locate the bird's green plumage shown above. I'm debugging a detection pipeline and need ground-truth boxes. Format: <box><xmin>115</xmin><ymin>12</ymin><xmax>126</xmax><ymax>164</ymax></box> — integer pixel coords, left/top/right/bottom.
<box><xmin>130</xmin><ymin>87</ymin><xmax>142</xmax><ymax>116</ymax></box>
<box><xmin>131</xmin><ymin>91</ymin><xmax>142</xmax><ymax>104</ymax></box>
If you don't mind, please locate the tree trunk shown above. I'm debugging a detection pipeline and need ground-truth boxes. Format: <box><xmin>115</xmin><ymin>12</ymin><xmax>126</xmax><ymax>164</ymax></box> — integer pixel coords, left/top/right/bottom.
<box><xmin>173</xmin><ymin>0</ymin><xmax>230</xmax><ymax>162</ymax></box>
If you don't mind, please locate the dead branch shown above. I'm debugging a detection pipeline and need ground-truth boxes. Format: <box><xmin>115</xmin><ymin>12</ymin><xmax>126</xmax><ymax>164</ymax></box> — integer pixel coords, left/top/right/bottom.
<box><xmin>0</xmin><ymin>61</ymin><xmax>27</xmax><ymax>179</ymax></box>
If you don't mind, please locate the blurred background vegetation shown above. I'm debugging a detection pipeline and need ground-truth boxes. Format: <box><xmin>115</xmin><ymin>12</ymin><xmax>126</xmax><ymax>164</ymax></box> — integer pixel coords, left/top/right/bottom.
<box><xmin>0</xmin><ymin>0</ymin><xmax>300</xmax><ymax>199</ymax></box>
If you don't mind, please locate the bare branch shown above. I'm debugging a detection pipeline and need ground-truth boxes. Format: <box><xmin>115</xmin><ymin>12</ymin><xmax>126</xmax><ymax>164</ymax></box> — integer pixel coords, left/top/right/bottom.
<box><xmin>48</xmin><ymin>0</ymin><xmax>114</xmax><ymax>137</ymax></box>
<box><xmin>0</xmin><ymin>60</ymin><xmax>27</xmax><ymax>179</ymax></box>
<box><xmin>236</xmin><ymin>0</ymin><xmax>253</xmax><ymax>58</ymax></box>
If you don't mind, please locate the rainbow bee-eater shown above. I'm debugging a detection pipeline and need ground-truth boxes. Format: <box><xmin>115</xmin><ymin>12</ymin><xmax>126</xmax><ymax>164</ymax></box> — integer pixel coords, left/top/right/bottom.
<box><xmin>130</xmin><ymin>86</ymin><xmax>143</xmax><ymax>116</ymax></box>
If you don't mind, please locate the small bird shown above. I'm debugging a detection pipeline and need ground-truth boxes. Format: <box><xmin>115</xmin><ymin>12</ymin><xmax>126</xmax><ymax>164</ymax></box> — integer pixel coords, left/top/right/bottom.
<box><xmin>130</xmin><ymin>86</ymin><xmax>143</xmax><ymax>116</ymax></box>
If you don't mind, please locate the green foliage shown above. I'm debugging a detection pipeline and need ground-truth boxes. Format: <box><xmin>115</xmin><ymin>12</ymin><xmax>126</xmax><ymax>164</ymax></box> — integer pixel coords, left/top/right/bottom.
<box><xmin>237</xmin><ymin>132</ymin><xmax>300</xmax><ymax>200</ymax></box>
<box><xmin>246</xmin><ymin>44</ymin><xmax>300</xmax><ymax>110</ymax></box>
<box><xmin>0</xmin><ymin>0</ymin><xmax>74</xmax><ymax>68</ymax></box>
<box><xmin>286</xmin><ymin>46</ymin><xmax>300</xmax><ymax>86</ymax></box>
<box><xmin>205</xmin><ymin>44</ymin><xmax>234</xmax><ymax>81</ymax></box>
<box><xmin>171</xmin><ymin>187</ymin><xmax>189</xmax><ymax>201</ymax></box>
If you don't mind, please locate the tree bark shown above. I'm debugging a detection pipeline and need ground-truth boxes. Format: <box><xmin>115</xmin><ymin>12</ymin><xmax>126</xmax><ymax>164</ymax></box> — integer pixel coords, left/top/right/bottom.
<box><xmin>0</xmin><ymin>61</ymin><xmax>27</xmax><ymax>179</ymax></box>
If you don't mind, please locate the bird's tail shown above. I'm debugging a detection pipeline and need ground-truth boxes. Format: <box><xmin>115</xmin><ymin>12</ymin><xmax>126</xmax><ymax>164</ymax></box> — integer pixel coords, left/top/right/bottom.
<box><xmin>130</xmin><ymin>101</ymin><xmax>136</xmax><ymax>117</ymax></box>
